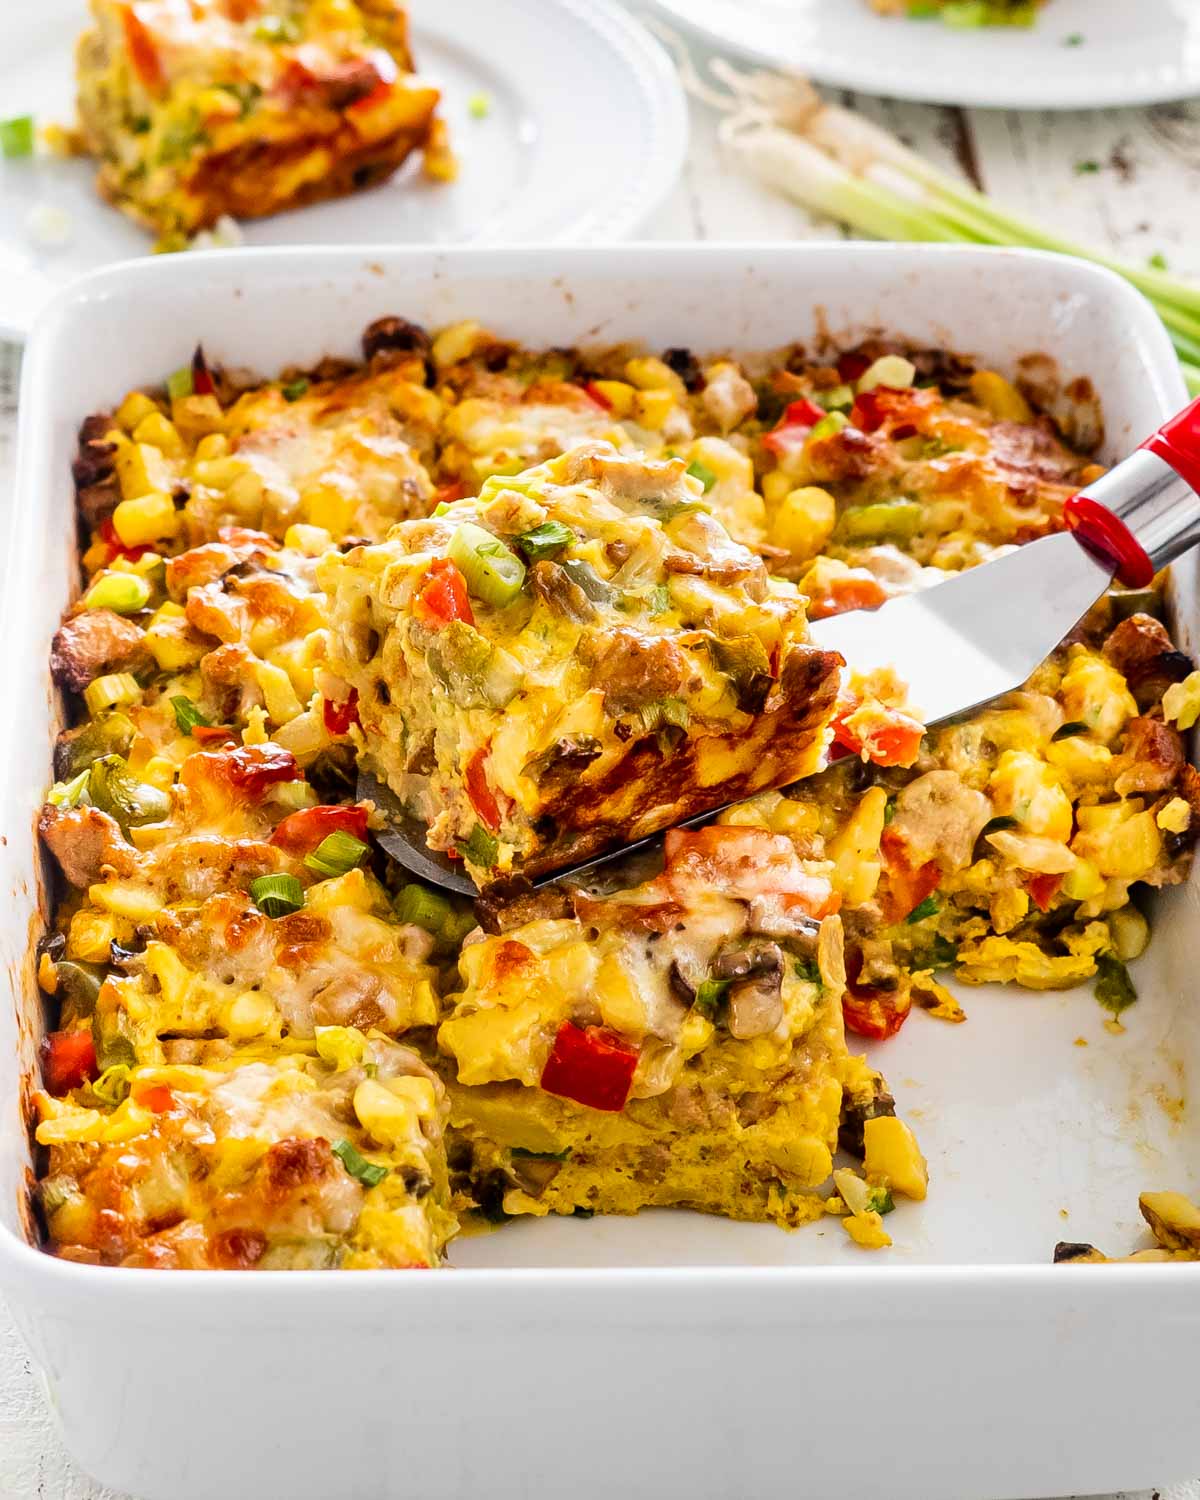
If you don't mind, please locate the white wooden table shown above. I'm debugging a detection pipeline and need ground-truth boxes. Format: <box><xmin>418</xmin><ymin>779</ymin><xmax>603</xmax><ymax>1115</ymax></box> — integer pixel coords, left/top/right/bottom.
<box><xmin>2</xmin><ymin>30</ymin><xmax>1200</xmax><ymax>1497</ymax></box>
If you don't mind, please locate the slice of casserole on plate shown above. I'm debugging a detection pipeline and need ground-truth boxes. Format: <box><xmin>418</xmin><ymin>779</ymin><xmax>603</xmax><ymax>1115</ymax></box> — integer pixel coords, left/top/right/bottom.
<box><xmin>439</xmin><ymin>824</ymin><xmax>925</xmax><ymax>1238</ymax></box>
<box><xmin>74</xmin><ymin>0</ymin><xmax>442</xmax><ymax>240</ymax></box>
<box><xmin>319</xmin><ymin>443</ymin><xmax>846</xmax><ymax>887</ymax></box>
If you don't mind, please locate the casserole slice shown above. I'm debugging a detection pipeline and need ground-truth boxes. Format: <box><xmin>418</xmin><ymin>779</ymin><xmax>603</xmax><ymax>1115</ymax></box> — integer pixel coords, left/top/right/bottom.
<box><xmin>75</xmin><ymin>0</ymin><xmax>442</xmax><ymax>241</ymax></box>
<box><xmin>439</xmin><ymin>824</ymin><xmax>923</xmax><ymax>1236</ymax></box>
<box><xmin>319</xmin><ymin>442</ymin><xmax>846</xmax><ymax>887</ymax></box>
<box><xmin>32</xmin><ymin>1034</ymin><xmax>456</xmax><ymax>1268</ymax></box>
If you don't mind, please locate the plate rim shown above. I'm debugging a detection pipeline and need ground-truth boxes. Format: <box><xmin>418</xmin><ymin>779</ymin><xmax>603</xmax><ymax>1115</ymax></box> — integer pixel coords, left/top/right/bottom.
<box><xmin>637</xmin><ymin>0</ymin><xmax>1200</xmax><ymax>111</ymax></box>
<box><xmin>0</xmin><ymin>0</ymin><xmax>688</xmax><ymax>342</ymax></box>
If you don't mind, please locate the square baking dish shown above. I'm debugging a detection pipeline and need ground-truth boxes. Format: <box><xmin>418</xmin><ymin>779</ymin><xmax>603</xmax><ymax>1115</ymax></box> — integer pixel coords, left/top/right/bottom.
<box><xmin>2</xmin><ymin>243</ymin><xmax>1199</xmax><ymax>1500</ymax></box>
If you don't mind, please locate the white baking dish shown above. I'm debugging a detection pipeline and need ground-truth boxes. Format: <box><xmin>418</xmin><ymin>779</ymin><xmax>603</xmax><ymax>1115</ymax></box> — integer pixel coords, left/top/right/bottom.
<box><xmin>2</xmin><ymin>244</ymin><xmax>1199</xmax><ymax>1500</ymax></box>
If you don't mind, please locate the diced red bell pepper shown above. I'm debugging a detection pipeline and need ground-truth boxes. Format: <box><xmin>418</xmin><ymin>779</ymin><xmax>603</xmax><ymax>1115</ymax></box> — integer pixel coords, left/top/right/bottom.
<box><xmin>540</xmin><ymin>1022</ymin><xmax>639</xmax><ymax>1113</ymax></box>
<box><xmin>120</xmin><ymin>3</ymin><xmax>164</xmax><ymax>93</ymax></box>
<box><xmin>1027</xmin><ymin>873</ymin><xmax>1064</xmax><ymax>913</ymax></box>
<box><xmin>134</xmin><ymin>1083</ymin><xmax>177</xmax><ymax>1114</ymax></box>
<box><xmin>762</xmin><ymin>398</ymin><xmax>826</xmax><ymax>456</ymax></box>
<box><xmin>413</xmin><ymin>558</ymin><xmax>473</xmax><ymax>628</ymax></box>
<box><xmin>433</xmin><ymin>480</ymin><xmax>467</xmax><ymax>508</ymax></box>
<box><xmin>878</xmin><ymin>827</ymin><xmax>941</xmax><ymax>923</ymax></box>
<box><xmin>323</xmin><ymin>687</ymin><xmax>360</xmax><ymax>737</ymax></box>
<box><xmin>850</xmin><ymin>387</ymin><xmax>933</xmax><ymax>435</ymax></box>
<box><xmin>583</xmin><ymin>380</ymin><xmax>613</xmax><ymax>411</ymax></box>
<box><xmin>224</xmin><ymin>744</ymin><xmax>302</xmax><ymax>798</ymax></box>
<box><xmin>464</xmin><ymin>749</ymin><xmax>501</xmax><ymax>834</ymax></box>
<box><xmin>841</xmin><ymin>949</ymin><xmax>912</xmax><ymax>1041</ymax></box>
<box><xmin>191</xmin><ymin>345</ymin><xmax>215</xmax><ymax>397</ymax></box>
<box><xmin>831</xmin><ymin>697</ymin><xmax>924</xmax><ymax>768</ymax></box>
<box><xmin>271</xmin><ymin>804</ymin><xmax>369</xmax><ymax>855</ymax></box>
<box><xmin>191</xmin><ymin>725</ymin><xmax>236</xmax><ymax>746</ymax></box>
<box><xmin>806</xmin><ymin>571</ymin><xmax>889</xmax><ymax>622</ymax></box>
<box><xmin>42</xmin><ymin>1030</ymin><xmax>98</xmax><ymax>1095</ymax></box>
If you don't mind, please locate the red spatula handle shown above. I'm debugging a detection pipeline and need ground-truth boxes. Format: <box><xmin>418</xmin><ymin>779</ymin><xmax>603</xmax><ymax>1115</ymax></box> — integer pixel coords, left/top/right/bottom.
<box><xmin>1064</xmin><ymin>394</ymin><xmax>1200</xmax><ymax>587</ymax></box>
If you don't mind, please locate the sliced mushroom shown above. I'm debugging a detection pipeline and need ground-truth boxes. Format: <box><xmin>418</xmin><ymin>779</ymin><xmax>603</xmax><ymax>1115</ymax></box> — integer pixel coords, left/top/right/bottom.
<box><xmin>712</xmin><ymin>943</ymin><xmax>785</xmax><ymax>1040</ymax></box>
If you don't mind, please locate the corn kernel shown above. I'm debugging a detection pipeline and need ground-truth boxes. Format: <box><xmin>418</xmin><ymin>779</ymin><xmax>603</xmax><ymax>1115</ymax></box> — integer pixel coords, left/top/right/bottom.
<box><xmin>226</xmin><ymin>990</ymin><xmax>278</xmax><ymax>1040</ymax></box>
<box><xmin>771</xmin><ymin>485</ymin><xmax>837</xmax><ymax>560</ymax></box>
<box><xmin>354</xmin><ymin>1077</ymin><xmax>418</xmax><ymax>1146</ymax></box>
<box><xmin>284</xmin><ymin>523</ymin><xmax>334</xmax><ymax>557</ymax></box>
<box><xmin>116</xmin><ymin>392</ymin><xmax>161</xmax><ymax>432</ymax></box>
<box><xmin>589</xmin><ymin>379</ymin><xmax>635</xmax><ymax>417</ymax></box>
<box><xmin>761</xmin><ymin>470</ymin><xmax>793</xmax><ymax>506</ymax></box>
<box><xmin>89</xmin><ymin>881</ymin><xmax>162</xmax><ymax>922</ymax></box>
<box><xmin>863</xmin><ymin>1116</ymin><xmax>928</xmax><ymax>1200</ymax></box>
<box><xmin>255</xmin><ymin>660</ymin><xmax>304</xmax><ymax>725</ymax></box>
<box><xmin>112</xmin><ymin>490</ymin><xmax>178</xmax><ymax>547</ymax></box>
<box><xmin>623</xmin><ymin>356</ymin><xmax>687</xmax><ymax>401</ymax></box>
<box><xmin>145</xmin><ymin>603</ymin><xmax>206</xmax><ymax>671</ymax></box>
<box><xmin>302</xmin><ymin>484</ymin><xmax>357</xmax><ymax>534</ymax></box>
<box><xmin>132</xmin><ymin>411</ymin><xmax>183</xmax><ymax>456</ymax></box>
<box><xmin>968</xmin><ymin>370</ymin><xmax>1034</xmax><ymax>422</ymax></box>
<box><xmin>140</xmin><ymin>755</ymin><xmax>177</xmax><ymax>792</ymax></box>
<box><xmin>194</xmin><ymin>432</ymin><xmax>229</xmax><ymax>462</ymax></box>
<box><xmin>432</xmin><ymin>320</ymin><xmax>484</xmax><ymax>369</ymax></box>
<box><xmin>631</xmin><ymin>389</ymin><xmax>674</xmax><ymax>431</ymax></box>
<box><xmin>115</xmin><ymin>442</ymin><xmax>173</xmax><ymax>501</ymax></box>
<box><xmin>1157</xmin><ymin>797</ymin><xmax>1191</xmax><ymax>834</ymax></box>
<box><xmin>171</xmin><ymin>394</ymin><xmax>224</xmax><ymax>442</ymax></box>
<box><xmin>67</xmin><ymin>909</ymin><xmax>117</xmax><ymax>963</ymax></box>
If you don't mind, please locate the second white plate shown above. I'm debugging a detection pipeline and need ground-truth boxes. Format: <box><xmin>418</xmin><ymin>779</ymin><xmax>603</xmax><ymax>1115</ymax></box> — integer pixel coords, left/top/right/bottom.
<box><xmin>639</xmin><ymin>0</ymin><xmax>1200</xmax><ymax>110</ymax></box>
<box><xmin>0</xmin><ymin>0</ymin><xmax>687</xmax><ymax>340</ymax></box>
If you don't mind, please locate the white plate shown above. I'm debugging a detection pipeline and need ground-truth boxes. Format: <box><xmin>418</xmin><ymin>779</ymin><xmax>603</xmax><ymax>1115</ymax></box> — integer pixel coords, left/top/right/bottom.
<box><xmin>639</xmin><ymin>0</ymin><xmax>1200</xmax><ymax>110</ymax></box>
<box><xmin>0</xmin><ymin>0</ymin><xmax>687</xmax><ymax>340</ymax></box>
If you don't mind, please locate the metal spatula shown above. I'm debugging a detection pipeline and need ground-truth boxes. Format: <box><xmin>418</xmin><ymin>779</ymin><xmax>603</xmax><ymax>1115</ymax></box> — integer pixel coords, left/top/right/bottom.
<box><xmin>366</xmin><ymin>396</ymin><xmax>1200</xmax><ymax>896</ymax></box>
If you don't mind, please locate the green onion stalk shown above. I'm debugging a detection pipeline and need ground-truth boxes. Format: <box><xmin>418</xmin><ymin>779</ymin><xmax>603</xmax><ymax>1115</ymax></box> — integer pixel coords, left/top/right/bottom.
<box><xmin>666</xmin><ymin>45</ymin><xmax>1200</xmax><ymax>397</ymax></box>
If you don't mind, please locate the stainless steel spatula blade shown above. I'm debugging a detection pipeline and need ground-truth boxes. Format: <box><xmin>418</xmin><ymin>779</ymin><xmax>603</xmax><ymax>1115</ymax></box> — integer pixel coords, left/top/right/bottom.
<box><xmin>807</xmin><ymin>531</ymin><xmax>1115</xmax><ymax>726</ymax></box>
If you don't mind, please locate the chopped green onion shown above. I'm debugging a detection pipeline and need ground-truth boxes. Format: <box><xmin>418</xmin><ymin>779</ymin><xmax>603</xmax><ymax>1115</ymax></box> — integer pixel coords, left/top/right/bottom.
<box><xmin>941</xmin><ymin>1</ymin><xmax>988</xmax><ymax>27</ymax></box>
<box><xmin>432</xmin><ymin>501</ymin><xmax>454</xmax><ymax>517</ymax></box>
<box><xmin>166</xmin><ymin>366</ymin><xmax>194</xmax><ymax>401</ymax></box>
<box><xmin>836</xmin><ymin>498</ymin><xmax>923</xmax><ymax>544</ymax></box>
<box><xmin>250</xmin><ymin>873</ymin><xmax>304</xmax><ymax>918</ymax></box>
<box><xmin>685</xmin><ymin>458</ymin><xmax>718</xmax><ymax>493</ymax></box>
<box><xmin>89</xmin><ymin>1064</ymin><xmax>132</xmax><ymax>1108</ymax></box>
<box><xmin>857</xmin><ymin>355</ymin><xmax>916</xmax><ymax>392</ymax></box>
<box><xmin>1075</xmin><ymin>160</ymin><xmax>1100</xmax><ymax>176</ymax></box>
<box><xmin>515</xmin><ymin>520</ymin><xmax>576</xmax><ymax>562</ymax></box>
<box><xmin>1052</xmin><ymin>720</ymin><xmax>1089</xmax><ymax>741</ymax></box>
<box><xmin>331</xmin><ymin>1138</ymin><xmax>389</xmax><ymax>1188</ymax></box>
<box><xmin>560</xmin><ymin>558</ymin><xmax>616</xmax><ymax>604</ymax></box>
<box><xmin>1149</xmin><ymin>251</ymin><xmax>1168</xmax><ymax>271</ymax></box>
<box><xmin>394</xmin><ymin>882</ymin><xmax>455</xmax><ymax>933</ymax></box>
<box><xmin>1</xmin><ymin>116</ymin><xmax>34</xmax><ymax>158</ymax></box>
<box><xmin>926</xmin><ymin>934</ymin><xmax>958</xmax><ymax>970</ymax></box>
<box><xmin>648</xmin><ymin>583</ymin><xmax>671</xmax><ymax>616</ymax></box>
<box><xmin>1063</xmin><ymin>31</ymin><xmax>1084</xmax><ymax>46</ymax></box>
<box><xmin>82</xmin><ymin>573</ymin><xmax>151</xmax><ymax>615</ymax></box>
<box><xmin>47</xmin><ymin>770</ymin><xmax>90</xmax><ymax>809</ymax></box>
<box><xmin>457</xmin><ymin>823</ymin><xmax>499</xmax><ymax>868</ymax></box>
<box><xmin>83</xmin><ymin>672</ymin><xmax>142</xmax><ymax>717</ymax></box>
<box><xmin>305</xmin><ymin>830</ymin><xmax>369</xmax><ymax>878</ymax></box>
<box><xmin>807</xmin><ymin>411</ymin><xmax>848</xmax><ymax>442</ymax></box>
<box><xmin>267</xmin><ymin>780</ymin><xmax>319</xmax><ymax>812</ymax></box>
<box><xmin>1094</xmin><ymin>953</ymin><xmax>1137</xmax><ymax>1016</ymax></box>
<box><xmin>694</xmin><ymin>978</ymin><xmax>730</xmax><ymax>1020</ymax></box>
<box><xmin>511</xmin><ymin>1146</ymin><xmax>570</xmax><ymax>1161</ymax></box>
<box><xmin>906</xmin><ymin>895</ymin><xmax>940</xmax><ymax>924</ymax></box>
<box><xmin>467</xmin><ymin>92</ymin><xmax>491</xmax><ymax>120</ymax></box>
<box><xmin>794</xmin><ymin>957</ymin><xmax>822</xmax><ymax>987</ymax></box>
<box><xmin>447</xmin><ymin>522</ymin><xmax>526</xmax><ymax>607</ymax></box>
<box><xmin>866</xmin><ymin>1186</ymin><xmax>895</xmax><ymax>1215</ymax></box>
<box><xmin>282</xmin><ymin>377</ymin><xmax>309</xmax><ymax>402</ymax></box>
<box><xmin>171</xmin><ymin>695</ymin><xmax>211</xmax><ymax>735</ymax></box>
<box><xmin>883</xmin><ymin>798</ymin><xmax>896</xmax><ymax>825</ymax></box>
<box><xmin>816</xmin><ymin>383</ymin><xmax>854</xmax><ymax>412</ymax></box>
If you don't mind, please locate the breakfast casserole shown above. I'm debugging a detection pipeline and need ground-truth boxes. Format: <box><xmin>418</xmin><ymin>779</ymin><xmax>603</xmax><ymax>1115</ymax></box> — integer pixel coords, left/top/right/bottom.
<box><xmin>74</xmin><ymin>0</ymin><xmax>442</xmax><ymax>241</ymax></box>
<box><xmin>31</xmin><ymin>315</ymin><xmax>1200</xmax><ymax>1267</ymax></box>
